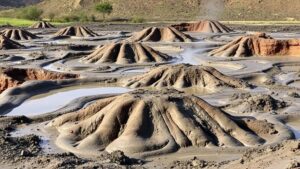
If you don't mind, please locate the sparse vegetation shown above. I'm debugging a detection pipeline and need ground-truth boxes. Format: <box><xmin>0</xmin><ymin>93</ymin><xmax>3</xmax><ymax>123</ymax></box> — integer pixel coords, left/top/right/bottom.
<box><xmin>0</xmin><ymin>17</ymin><xmax>35</xmax><ymax>26</ymax></box>
<box><xmin>131</xmin><ymin>17</ymin><xmax>145</xmax><ymax>23</ymax></box>
<box><xmin>53</xmin><ymin>13</ymin><xmax>96</xmax><ymax>23</ymax></box>
<box><xmin>48</xmin><ymin>12</ymin><xmax>55</xmax><ymax>21</ymax></box>
<box><xmin>17</xmin><ymin>6</ymin><xmax>43</xmax><ymax>20</ymax></box>
<box><xmin>0</xmin><ymin>17</ymin><xmax>65</xmax><ymax>27</ymax></box>
<box><xmin>95</xmin><ymin>2</ymin><xmax>113</xmax><ymax>21</ymax></box>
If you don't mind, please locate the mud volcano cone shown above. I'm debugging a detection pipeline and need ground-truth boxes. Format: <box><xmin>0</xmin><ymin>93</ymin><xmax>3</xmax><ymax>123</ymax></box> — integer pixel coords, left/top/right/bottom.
<box><xmin>0</xmin><ymin>35</ymin><xmax>25</xmax><ymax>50</ymax></box>
<box><xmin>54</xmin><ymin>26</ymin><xmax>98</xmax><ymax>37</ymax></box>
<box><xmin>0</xmin><ymin>67</ymin><xmax>78</xmax><ymax>93</ymax></box>
<box><xmin>29</xmin><ymin>21</ymin><xmax>55</xmax><ymax>29</ymax></box>
<box><xmin>123</xmin><ymin>64</ymin><xmax>248</xmax><ymax>89</ymax></box>
<box><xmin>81</xmin><ymin>41</ymin><xmax>172</xmax><ymax>64</ymax></box>
<box><xmin>209</xmin><ymin>33</ymin><xmax>300</xmax><ymax>57</ymax></box>
<box><xmin>48</xmin><ymin>89</ymin><xmax>280</xmax><ymax>156</ymax></box>
<box><xmin>0</xmin><ymin>29</ymin><xmax>39</xmax><ymax>40</ymax></box>
<box><xmin>128</xmin><ymin>27</ymin><xmax>193</xmax><ymax>42</ymax></box>
<box><xmin>172</xmin><ymin>20</ymin><xmax>233</xmax><ymax>33</ymax></box>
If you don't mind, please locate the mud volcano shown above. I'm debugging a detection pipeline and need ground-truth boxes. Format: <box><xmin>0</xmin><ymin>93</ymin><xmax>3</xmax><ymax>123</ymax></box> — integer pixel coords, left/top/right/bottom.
<box><xmin>172</xmin><ymin>20</ymin><xmax>233</xmax><ymax>33</ymax></box>
<box><xmin>209</xmin><ymin>33</ymin><xmax>300</xmax><ymax>57</ymax></box>
<box><xmin>29</xmin><ymin>21</ymin><xmax>55</xmax><ymax>29</ymax></box>
<box><xmin>0</xmin><ymin>35</ymin><xmax>25</xmax><ymax>50</ymax></box>
<box><xmin>0</xmin><ymin>67</ymin><xmax>78</xmax><ymax>93</ymax></box>
<box><xmin>128</xmin><ymin>27</ymin><xmax>193</xmax><ymax>42</ymax></box>
<box><xmin>54</xmin><ymin>26</ymin><xmax>98</xmax><ymax>37</ymax></box>
<box><xmin>123</xmin><ymin>64</ymin><xmax>248</xmax><ymax>89</ymax></box>
<box><xmin>48</xmin><ymin>89</ymin><xmax>280</xmax><ymax>156</ymax></box>
<box><xmin>0</xmin><ymin>29</ymin><xmax>39</xmax><ymax>40</ymax></box>
<box><xmin>81</xmin><ymin>41</ymin><xmax>172</xmax><ymax>64</ymax></box>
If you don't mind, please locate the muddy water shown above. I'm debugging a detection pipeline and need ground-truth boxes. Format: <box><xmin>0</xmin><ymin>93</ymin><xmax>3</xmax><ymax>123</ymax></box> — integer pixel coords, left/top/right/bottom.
<box><xmin>7</xmin><ymin>86</ymin><xmax>131</xmax><ymax>116</ymax></box>
<box><xmin>286</xmin><ymin>121</ymin><xmax>300</xmax><ymax>139</ymax></box>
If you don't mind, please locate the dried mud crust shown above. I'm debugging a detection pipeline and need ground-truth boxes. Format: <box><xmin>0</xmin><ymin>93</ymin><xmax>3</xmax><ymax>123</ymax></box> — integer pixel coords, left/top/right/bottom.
<box><xmin>0</xmin><ymin>67</ymin><xmax>78</xmax><ymax>93</ymax></box>
<box><xmin>54</xmin><ymin>26</ymin><xmax>98</xmax><ymax>37</ymax></box>
<box><xmin>29</xmin><ymin>21</ymin><xmax>55</xmax><ymax>29</ymax></box>
<box><xmin>224</xmin><ymin>93</ymin><xmax>287</xmax><ymax>114</ymax></box>
<box><xmin>0</xmin><ymin>35</ymin><xmax>25</xmax><ymax>50</ymax></box>
<box><xmin>222</xmin><ymin>140</ymin><xmax>300</xmax><ymax>169</ymax></box>
<box><xmin>81</xmin><ymin>41</ymin><xmax>172</xmax><ymax>64</ymax></box>
<box><xmin>0</xmin><ymin>28</ymin><xmax>39</xmax><ymax>40</ymax></box>
<box><xmin>171</xmin><ymin>20</ymin><xmax>233</xmax><ymax>33</ymax></box>
<box><xmin>0</xmin><ymin>116</ymin><xmax>142</xmax><ymax>168</ymax></box>
<box><xmin>48</xmin><ymin>89</ymin><xmax>281</xmax><ymax>157</ymax></box>
<box><xmin>123</xmin><ymin>64</ymin><xmax>249</xmax><ymax>89</ymax></box>
<box><xmin>128</xmin><ymin>26</ymin><xmax>193</xmax><ymax>42</ymax></box>
<box><xmin>209</xmin><ymin>33</ymin><xmax>300</xmax><ymax>57</ymax></box>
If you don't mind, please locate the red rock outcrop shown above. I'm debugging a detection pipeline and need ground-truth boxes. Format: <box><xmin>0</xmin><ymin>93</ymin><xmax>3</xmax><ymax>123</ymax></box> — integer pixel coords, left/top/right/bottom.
<box><xmin>210</xmin><ymin>33</ymin><xmax>300</xmax><ymax>57</ymax></box>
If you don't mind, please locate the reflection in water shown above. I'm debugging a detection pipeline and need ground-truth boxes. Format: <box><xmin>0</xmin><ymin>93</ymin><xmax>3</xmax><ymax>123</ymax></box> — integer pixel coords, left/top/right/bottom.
<box><xmin>8</xmin><ymin>87</ymin><xmax>130</xmax><ymax>116</ymax></box>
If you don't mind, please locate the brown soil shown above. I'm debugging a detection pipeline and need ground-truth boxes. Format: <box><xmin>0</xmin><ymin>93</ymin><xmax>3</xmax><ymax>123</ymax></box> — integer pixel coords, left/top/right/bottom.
<box><xmin>54</xmin><ymin>26</ymin><xmax>98</xmax><ymax>37</ymax></box>
<box><xmin>48</xmin><ymin>89</ymin><xmax>278</xmax><ymax>157</ymax></box>
<box><xmin>0</xmin><ymin>35</ymin><xmax>25</xmax><ymax>50</ymax></box>
<box><xmin>0</xmin><ymin>29</ymin><xmax>39</xmax><ymax>41</ymax></box>
<box><xmin>0</xmin><ymin>67</ymin><xmax>78</xmax><ymax>93</ymax></box>
<box><xmin>128</xmin><ymin>27</ymin><xmax>193</xmax><ymax>42</ymax></box>
<box><xmin>29</xmin><ymin>21</ymin><xmax>55</xmax><ymax>29</ymax></box>
<box><xmin>171</xmin><ymin>20</ymin><xmax>233</xmax><ymax>33</ymax></box>
<box><xmin>123</xmin><ymin>64</ymin><xmax>249</xmax><ymax>89</ymax></box>
<box><xmin>81</xmin><ymin>41</ymin><xmax>172</xmax><ymax>64</ymax></box>
<box><xmin>209</xmin><ymin>33</ymin><xmax>300</xmax><ymax>57</ymax></box>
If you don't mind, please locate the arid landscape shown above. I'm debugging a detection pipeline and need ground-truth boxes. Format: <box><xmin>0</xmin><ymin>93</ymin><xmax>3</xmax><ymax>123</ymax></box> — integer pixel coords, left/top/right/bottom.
<box><xmin>0</xmin><ymin>0</ymin><xmax>300</xmax><ymax>169</ymax></box>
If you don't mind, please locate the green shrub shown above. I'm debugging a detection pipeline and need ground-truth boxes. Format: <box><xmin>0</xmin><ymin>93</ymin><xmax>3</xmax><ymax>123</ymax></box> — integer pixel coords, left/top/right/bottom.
<box><xmin>95</xmin><ymin>2</ymin><xmax>113</xmax><ymax>21</ymax></box>
<box><xmin>131</xmin><ymin>17</ymin><xmax>145</xmax><ymax>23</ymax></box>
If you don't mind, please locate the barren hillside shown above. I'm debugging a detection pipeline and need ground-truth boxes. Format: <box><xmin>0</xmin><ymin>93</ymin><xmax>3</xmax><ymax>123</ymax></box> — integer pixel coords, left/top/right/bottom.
<box><xmin>2</xmin><ymin>0</ymin><xmax>300</xmax><ymax>20</ymax></box>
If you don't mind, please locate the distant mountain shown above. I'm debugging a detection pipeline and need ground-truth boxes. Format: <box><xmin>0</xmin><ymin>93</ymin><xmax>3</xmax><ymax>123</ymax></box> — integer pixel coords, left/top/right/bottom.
<box><xmin>0</xmin><ymin>0</ymin><xmax>41</xmax><ymax>8</ymax></box>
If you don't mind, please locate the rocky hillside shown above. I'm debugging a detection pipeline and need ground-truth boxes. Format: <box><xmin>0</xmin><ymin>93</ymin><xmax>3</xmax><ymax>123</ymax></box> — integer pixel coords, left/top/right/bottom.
<box><xmin>2</xmin><ymin>0</ymin><xmax>300</xmax><ymax>21</ymax></box>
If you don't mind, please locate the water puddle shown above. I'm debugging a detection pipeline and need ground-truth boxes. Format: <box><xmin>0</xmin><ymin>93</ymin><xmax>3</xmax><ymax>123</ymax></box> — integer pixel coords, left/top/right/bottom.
<box><xmin>10</xmin><ymin>122</ymin><xmax>62</xmax><ymax>154</ymax></box>
<box><xmin>286</xmin><ymin>121</ymin><xmax>300</xmax><ymax>139</ymax></box>
<box><xmin>7</xmin><ymin>86</ymin><xmax>131</xmax><ymax>116</ymax></box>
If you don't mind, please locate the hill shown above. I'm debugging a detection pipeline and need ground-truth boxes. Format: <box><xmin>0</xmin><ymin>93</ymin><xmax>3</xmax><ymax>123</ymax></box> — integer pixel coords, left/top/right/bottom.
<box><xmin>1</xmin><ymin>0</ymin><xmax>300</xmax><ymax>21</ymax></box>
<box><xmin>0</xmin><ymin>0</ymin><xmax>41</xmax><ymax>8</ymax></box>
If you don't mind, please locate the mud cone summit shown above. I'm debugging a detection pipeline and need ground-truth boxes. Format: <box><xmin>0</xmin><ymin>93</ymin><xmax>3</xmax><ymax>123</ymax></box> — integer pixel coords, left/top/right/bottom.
<box><xmin>55</xmin><ymin>26</ymin><xmax>98</xmax><ymax>37</ymax></box>
<box><xmin>81</xmin><ymin>41</ymin><xmax>172</xmax><ymax>64</ymax></box>
<box><xmin>128</xmin><ymin>27</ymin><xmax>193</xmax><ymax>42</ymax></box>
<box><xmin>172</xmin><ymin>20</ymin><xmax>233</xmax><ymax>33</ymax></box>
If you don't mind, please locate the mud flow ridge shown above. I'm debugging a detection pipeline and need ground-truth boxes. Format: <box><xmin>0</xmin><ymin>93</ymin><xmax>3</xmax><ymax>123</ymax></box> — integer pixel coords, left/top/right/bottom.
<box><xmin>0</xmin><ymin>28</ymin><xmax>39</xmax><ymax>40</ymax></box>
<box><xmin>0</xmin><ymin>35</ymin><xmax>25</xmax><ymax>50</ymax></box>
